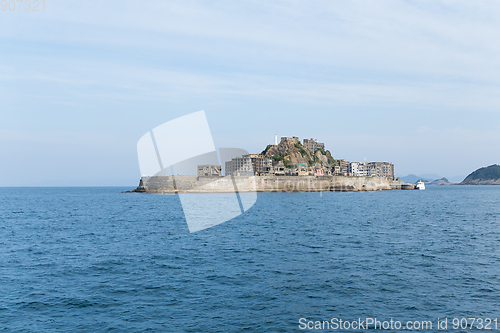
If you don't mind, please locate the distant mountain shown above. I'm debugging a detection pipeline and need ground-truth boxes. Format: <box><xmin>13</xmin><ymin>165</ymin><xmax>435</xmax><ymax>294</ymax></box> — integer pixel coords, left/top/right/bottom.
<box><xmin>399</xmin><ymin>173</ymin><xmax>465</xmax><ymax>184</ymax></box>
<box><xmin>399</xmin><ymin>174</ymin><xmax>431</xmax><ymax>183</ymax></box>
<box><xmin>460</xmin><ymin>164</ymin><xmax>500</xmax><ymax>185</ymax></box>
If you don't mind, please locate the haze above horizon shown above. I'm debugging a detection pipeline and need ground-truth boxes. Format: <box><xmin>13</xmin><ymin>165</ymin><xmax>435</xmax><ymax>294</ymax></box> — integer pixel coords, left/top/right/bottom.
<box><xmin>1</xmin><ymin>0</ymin><xmax>499</xmax><ymax>186</ymax></box>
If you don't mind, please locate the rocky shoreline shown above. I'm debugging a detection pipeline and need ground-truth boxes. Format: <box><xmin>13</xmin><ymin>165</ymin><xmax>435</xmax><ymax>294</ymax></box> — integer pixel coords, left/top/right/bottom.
<box><xmin>459</xmin><ymin>179</ymin><xmax>500</xmax><ymax>185</ymax></box>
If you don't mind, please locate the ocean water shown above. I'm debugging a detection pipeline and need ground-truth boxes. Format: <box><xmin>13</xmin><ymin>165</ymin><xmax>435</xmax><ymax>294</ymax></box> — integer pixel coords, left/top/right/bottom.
<box><xmin>1</xmin><ymin>186</ymin><xmax>500</xmax><ymax>332</ymax></box>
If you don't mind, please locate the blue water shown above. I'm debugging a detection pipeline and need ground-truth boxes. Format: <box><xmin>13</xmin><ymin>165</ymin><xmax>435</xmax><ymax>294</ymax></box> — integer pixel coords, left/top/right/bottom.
<box><xmin>1</xmin><ymin>186</ymin><xmax>500</xmax><ymax>332</ymax></box>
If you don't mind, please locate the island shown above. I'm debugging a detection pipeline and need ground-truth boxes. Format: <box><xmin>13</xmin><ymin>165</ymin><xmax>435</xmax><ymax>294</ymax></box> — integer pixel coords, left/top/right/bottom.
<box><xmin>460</xmin><ymin>164</ymin><xmax>500</xmax><ymax>185</ymax></box>
<box><xmin>130</xmin><ymin>136</ymin><xmax>412</xmax><ymax>193</ymax></box>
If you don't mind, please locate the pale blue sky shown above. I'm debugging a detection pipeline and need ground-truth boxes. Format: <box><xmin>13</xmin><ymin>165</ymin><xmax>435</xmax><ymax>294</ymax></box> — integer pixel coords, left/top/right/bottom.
<box><xmin>1</xmin><ymin>0</ymin><xmax>500</xmax><ymax>186</ymax></box>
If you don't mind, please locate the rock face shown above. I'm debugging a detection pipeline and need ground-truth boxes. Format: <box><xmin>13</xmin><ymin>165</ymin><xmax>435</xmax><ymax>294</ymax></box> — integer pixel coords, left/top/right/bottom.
<box><xmin>261</xmin><ymin>137</ymin><xmax>335</xmax><ymax>167</ymax></box>
<box><xmin>460</xmin><ymin>164</ymin><xmax>500</xmax><ymax>185</ymax></box>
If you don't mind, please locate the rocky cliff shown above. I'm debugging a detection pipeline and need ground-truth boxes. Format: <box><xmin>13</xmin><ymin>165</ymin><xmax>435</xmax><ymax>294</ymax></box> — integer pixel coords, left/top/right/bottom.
<box><xmin>261</xmin><ymin>138</ymin><xmax>335</xmax><ymax>168</ymax></box>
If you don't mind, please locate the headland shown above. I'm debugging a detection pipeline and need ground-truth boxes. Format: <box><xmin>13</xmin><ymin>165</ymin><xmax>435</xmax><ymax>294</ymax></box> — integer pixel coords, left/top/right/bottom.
<box><xmin>460</xmin><ymin>164</ymin><xmax>500</xmax><ymax>185</ymax></box>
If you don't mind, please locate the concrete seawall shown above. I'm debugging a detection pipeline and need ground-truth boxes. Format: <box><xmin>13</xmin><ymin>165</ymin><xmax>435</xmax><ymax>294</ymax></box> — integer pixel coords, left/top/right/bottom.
<box><xmin>133</xmin><ymin>175</ymin><xmax>400</xmax><ymax>193</ymax></box>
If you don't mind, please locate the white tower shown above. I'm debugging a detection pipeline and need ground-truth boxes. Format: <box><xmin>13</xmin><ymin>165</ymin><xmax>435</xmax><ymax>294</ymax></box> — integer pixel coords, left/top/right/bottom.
<box><xmin>275</xmin><ymin>134</ymin><xmax>277</xmax><ymax>145</ymax></box>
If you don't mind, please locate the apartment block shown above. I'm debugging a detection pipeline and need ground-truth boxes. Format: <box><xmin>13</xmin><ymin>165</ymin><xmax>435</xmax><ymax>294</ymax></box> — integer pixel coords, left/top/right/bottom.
<box><xmin>303</xmin><ymin>138</ymin><xmax>325</xmax><ymax>153</ymax></box>
<box><xmin>197</xmin><ymin>165</ymin><xmax>222</xmax><ymax>177</ymax></box>
<box><xmin>225</xmin><ymin>154</ymin><xmax>272</xmax><ymax>176</ymax></box>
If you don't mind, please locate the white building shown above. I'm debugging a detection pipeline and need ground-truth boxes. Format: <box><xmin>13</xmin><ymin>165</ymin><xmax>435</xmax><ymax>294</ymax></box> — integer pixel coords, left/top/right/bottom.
<box><xmin>349</xmin><ymin>161</ymin><xmax>395</xmax><ymax>178</ymax></box>
<box><xmin>349</xmin><ymin>162</ymin><xmax>367</xmax><ymax>176</ymax></box>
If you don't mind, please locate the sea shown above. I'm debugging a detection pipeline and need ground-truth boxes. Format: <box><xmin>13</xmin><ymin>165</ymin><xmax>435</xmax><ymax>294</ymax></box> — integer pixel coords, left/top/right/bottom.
<box><xmin>1</xmin><ymin>186</ymin><xmax>500</xmax><ymax>332</ymax></box>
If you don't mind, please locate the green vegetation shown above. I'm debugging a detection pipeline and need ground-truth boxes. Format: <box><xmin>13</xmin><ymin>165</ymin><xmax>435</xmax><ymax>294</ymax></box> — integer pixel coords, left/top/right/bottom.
<box><xmin>295</xmin><ymin>142</ymin><xmax>309</xmax><ymax>157</ymax></box>
<box><xmin>315</xmin><ymin>148</ymin><xmax>336</xmax><ymax>166</ymax></box>
<box><xmin>261</xmin><ymin>144</ymin><xmax>273</xmax><ymax>155</ymax></box>
<box><xmin>326</xmin><ymin>150</ymin><xmax>336</xmax><ymax>166</ymax></box>
<box><xmin>262</xmin><ymin>138</ymin><xmax>332</xmax><ymax>169</ymax></box>
<box><xmin>463</xmin><ymin>164</ymin><xmax>500</xmax><ymax>181</ymax></box>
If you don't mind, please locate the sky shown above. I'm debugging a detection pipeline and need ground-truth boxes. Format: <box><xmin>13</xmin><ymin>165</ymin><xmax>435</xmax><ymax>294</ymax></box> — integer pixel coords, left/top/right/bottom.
<box><xmin>1</xmin><ymin>0</ymin><xmax>500</xmax><ymax>186</ymax></box>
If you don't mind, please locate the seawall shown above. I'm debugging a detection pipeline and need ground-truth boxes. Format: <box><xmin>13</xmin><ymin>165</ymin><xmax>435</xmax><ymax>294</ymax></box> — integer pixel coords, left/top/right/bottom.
<box><xmin>132</xmin><ymin>175</ymin><xmax>400</xmax><ymax>194</ymax></box>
